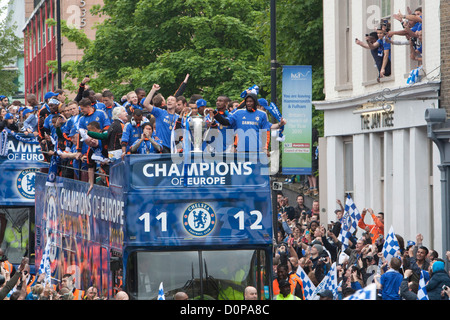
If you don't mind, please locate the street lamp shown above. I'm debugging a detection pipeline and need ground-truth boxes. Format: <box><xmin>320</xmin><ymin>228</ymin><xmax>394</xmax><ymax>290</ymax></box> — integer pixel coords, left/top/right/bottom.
<box><xmin>56</xmin><ymin>0</ymin><xmax>62</xmax><ymax>89</ymax></box>
<box><xmin>425</xmin><ymin>108</ymin><xmax>450</xmax><ymax>255</ymax></box>
<box><xmin>270</xmin><ymin>0</ymin><xmax>277</xmax><ymax>106</ymax></box>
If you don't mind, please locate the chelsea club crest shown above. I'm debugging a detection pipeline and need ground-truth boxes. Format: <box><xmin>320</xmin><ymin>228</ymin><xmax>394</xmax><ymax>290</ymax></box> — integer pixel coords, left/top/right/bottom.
<box><xmin>183</xmin><ymin>203</ymin><xmax>216</xmax><ymax>237</ymax></box>
<box><xmin>17</xmin><ymin>168</ymin><xmax>39</xmax><ymax>199</ymax></box>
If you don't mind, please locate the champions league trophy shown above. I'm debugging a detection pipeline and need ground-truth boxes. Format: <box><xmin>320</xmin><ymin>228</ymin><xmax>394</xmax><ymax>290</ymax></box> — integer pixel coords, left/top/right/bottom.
<box><xmin>189</xmin><ymin>115</ymin><xmax>206</xmax><ymax>153</ymax></box>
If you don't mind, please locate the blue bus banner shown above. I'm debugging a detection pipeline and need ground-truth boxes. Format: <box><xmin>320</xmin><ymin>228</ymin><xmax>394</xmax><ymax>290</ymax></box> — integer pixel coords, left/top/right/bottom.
<box><xmin>115</xmin><ymin>153</ymin><xmax>272</xmax><ymax>247</ymax></box>
<box><xmin>0</xmin><ymin>131</ymin><xmax>46</xmax><ymax>205</ymax></box>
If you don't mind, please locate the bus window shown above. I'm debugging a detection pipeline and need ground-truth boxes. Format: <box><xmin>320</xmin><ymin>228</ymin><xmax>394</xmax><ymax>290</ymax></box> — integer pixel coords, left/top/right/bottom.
<box><xmin>126</xmin><ymin>249</ymin><xmax>270</xmax><ymax>300</ymax></box>
<box><xmin>0</xmin><ymin>207</ymin><xmax>34</xmax><ymax>267</ymax></box>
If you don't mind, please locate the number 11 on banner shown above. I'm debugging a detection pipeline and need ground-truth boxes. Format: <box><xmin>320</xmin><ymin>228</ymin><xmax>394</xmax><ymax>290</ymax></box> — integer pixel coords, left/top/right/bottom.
<box><xmin>139</xmin><ymin>212</ymin><xmax>167</xmax><ymax>233</ymax></box>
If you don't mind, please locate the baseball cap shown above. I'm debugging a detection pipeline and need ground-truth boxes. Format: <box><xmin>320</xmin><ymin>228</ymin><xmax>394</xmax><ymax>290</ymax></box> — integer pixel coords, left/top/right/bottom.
<box><xmin>196</xmin><ymin>99</ymin><xmax>207</xmax><ymax>108</ymax></box>
<box><xmin>44</xmin><ymin>92</ymin><xmax>58</xmax><ymax>100</ymax></box>
<box><xmin>258</xmin><ymin>98</ymin><xmax>268</xmax><ymax>108</ymax></box>
<box><xmin>317</xmin><ymin>289</ymin><xmax>333</xmax><ymax>299</ymax></box>
<box><xmin>4</xmin><ymin>113</ymin><xmax>14</xmax><ymax>120</ymax></box>
<box><xmin>22</xmin><ymin>109</ymin><xmax>33</xmax><ymax>117</ymax></box>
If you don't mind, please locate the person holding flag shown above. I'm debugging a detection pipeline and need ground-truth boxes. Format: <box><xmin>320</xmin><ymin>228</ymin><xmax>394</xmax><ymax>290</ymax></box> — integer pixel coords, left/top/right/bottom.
<box><xmin>0</xmin><ymin>257</ymin><xmax>29</xmax><ymax>300</ymax></box>
<box><xmin>376</xmin><ymin>256</ymin><xmax>403</xmax><ymax>300</ymax></box>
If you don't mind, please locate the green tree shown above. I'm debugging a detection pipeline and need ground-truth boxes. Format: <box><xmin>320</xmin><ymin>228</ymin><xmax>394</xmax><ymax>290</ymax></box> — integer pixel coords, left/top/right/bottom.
<box><xmin>56</xmin><ymin>0</ymin><xmax>324</xmax><ymax>133</ymax></box>
<box><xmin>59</xmin><ymin>0</ymin><xmax>269</xmax><ymax>104</ymax></box>
<box><xmin>257</xmin><ymin>0</ymin><xmax>324</xmax><ymax>134</ymax></box>
<box><xmin>0</xmin><ymin>4</ymin><xmax>23</xmax><ymax>97</ymax></box>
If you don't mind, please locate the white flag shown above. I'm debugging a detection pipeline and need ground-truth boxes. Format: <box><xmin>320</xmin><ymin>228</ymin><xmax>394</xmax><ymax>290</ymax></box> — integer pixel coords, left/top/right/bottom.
<box><xmin>382</xmin><ymin>226</ymin><xmax>400</xmax><ymax>262</ymax></box>
<box><xmin>295</xmin><ymin>265</ymin><xmax>317</xmax><ymax>300</ymax></box>
<box><xmin>38</xmin><ymin>233</ymin><xmax>52</xmax><ymax>286</ymax></box>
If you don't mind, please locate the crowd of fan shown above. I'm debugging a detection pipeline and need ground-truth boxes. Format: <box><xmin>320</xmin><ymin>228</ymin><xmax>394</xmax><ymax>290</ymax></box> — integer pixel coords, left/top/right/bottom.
<box><xmin>0</xmin><ymin>74</ymin><xmax>267</xmax><ymax>193</ymax></box>
<box><xmin>274</xmin><ymin>194</ymin><xmax>450</xmax><ymax>300</ymax></box>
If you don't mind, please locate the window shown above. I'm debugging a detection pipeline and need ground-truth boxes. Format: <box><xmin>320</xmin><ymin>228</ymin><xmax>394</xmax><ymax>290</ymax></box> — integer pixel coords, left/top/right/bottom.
<box><xmin>381</xmin><ymin>0</ymin><xmax>391</xmax><ymax>21</ymax></box>
<box><xmin>405</xmin><ymin>0</ymin><xmax>423</xmax><ymax>72</ymax></box>
<box><xmin>0</xmin><ymin>207</ymin><xmax>34</xmax><ymax>265</ymax></box>
<box><xmin>379</xmin><ymin>133</ymin><xmax>385</xmax><ymax>210</ymax></box>
<box><xmin>335</xmin><ymin>0</ymin><xmax>352</xmax><ymax>90</ymax></box>
<box><xmin>126</xmin><ymin>249</ymin><xmax>270</xmax><ymax>300</ymax></box>
<box><xmin>343</xmin><ymin>138</ymin><xmax>354</xmax><ymax>194</ymax></box>
<box><xmin>363</xmin><ymin>0</ymin><xmax>393</xmax><ymax>84</ymax></box>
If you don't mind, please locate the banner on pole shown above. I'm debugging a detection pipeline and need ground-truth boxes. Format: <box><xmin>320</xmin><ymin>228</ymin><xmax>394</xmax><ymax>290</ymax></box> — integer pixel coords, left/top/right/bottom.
<box><xmin>281</xmin><ymin>65</ymin><xmax>313</xmax><ymax>175</ymax></box>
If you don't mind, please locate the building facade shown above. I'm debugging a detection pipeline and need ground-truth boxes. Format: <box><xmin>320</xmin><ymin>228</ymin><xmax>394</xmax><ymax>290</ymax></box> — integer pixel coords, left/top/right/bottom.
<box><xmin>314</xmin><ymin>0</ymin><xmax>446</xmax><ymax>253</ymax></box>
<box><xmin>3</xmin><ymin>0</ymin><xmax>26</xmax><ymax>102</ymax></box>
<box><xmin>23</xmin><ymin>0</ymin><xmax>104</xmax><ymax>102</ymax></box>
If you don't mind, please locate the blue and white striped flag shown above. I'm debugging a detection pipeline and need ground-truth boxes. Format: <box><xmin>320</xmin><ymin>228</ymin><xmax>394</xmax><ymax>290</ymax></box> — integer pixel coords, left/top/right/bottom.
<box><xmin>296</xmin><ymin>265</ymin><xmax>317</xmax><ymax>300</ymax></box>
<box><xmin>0</xmin><ymin>129</ymin><xmax>8</xmax><ymax>156</ymax></box>
<box><xmin>157</xmin><ymin>282</ymin><xmax>165</xmax><ymax>300</ymax></box>
<box><xmin>38</xmin><ymin>233</ymin><xmax>52</xmax><ymax>286</ymax></box>
<box><xmin>382</xmin><ymin>226</ymin><xmax>400</xmax><ymax>262</ymax></box>
<box><xmin>344</xmin><ymin>283</ymin><xmax>377</xmax><ymax>300</ymax></box>
<box><xmin>338</xmin><ymin>195</ymin><xmax>361</xmax><ymax>250</ymax></box>
<box><xmin>417</xmin><ymin>270</ymin><xmax>429</xmax><ymax>300</ymax></box>
<box><xmin>312</xmin><ymin>262</ymin><xmax>339</xmax><ymax>299</ymax></box>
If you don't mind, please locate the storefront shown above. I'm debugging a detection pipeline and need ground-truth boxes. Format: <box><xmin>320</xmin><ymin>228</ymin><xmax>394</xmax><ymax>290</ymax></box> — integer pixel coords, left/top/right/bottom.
<box><xmin>314</xmin><ymin>81</ymin><xmax>442</xmax><ymax>252</ymax></box>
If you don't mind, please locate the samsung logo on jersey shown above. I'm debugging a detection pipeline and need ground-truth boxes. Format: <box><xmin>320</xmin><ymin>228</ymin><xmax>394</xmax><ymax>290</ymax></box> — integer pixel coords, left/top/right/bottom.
<box><xmin>143</xmin><ymin>162</ymin><xmax>253</xmax><ymax>178</ymax></box>
<box><xmin>241</xmin><ymin>121</ymin><xmax>259</xmax><ymax>126</ymax></box>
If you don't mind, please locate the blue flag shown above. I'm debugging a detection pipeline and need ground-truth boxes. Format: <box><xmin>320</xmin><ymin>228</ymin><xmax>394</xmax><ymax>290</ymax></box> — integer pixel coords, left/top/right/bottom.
<box><xmin>383</xmin><ymin>226</ymin><xmax>400</xmax><ymax>262</ymax></box>
<box><xmin>45</xmin><ymin>155</ymin><xmax>59</xmax><ymax>186</ymax></box>
<box><xmin>296</xmin><ymin>265</ymin><xmax>317</xmax><ymax>300</ymax></box>
<box><xmin>240</xmin><ymin>85</ymin><xmax>259</xmax><ymax>98</ymax></box>
<box><xmin>417</xmin><ymin>270</ymin><xmax>429</xmax><ymax>300</ymax></box>
<box><xmin>158</xmin><ymin>282</ymin><xmax>165</xmax><ymax>300</ymax></box>
<box><xmin>338</xmin><ymin>195</ymin><xmax>361</xmax><ymax>250</ymax></box>
<box><xmin>344</xmin><ymin>283</ymin><xmax>377</xmax><ymax>300</ymax></box>
<box><xmin>38</xmin><ymin>233</ymin><xmax>52</xmax><ymax>286</ymax></box>
<box><xmin>312</xmin><ymin>262</ymin><xmax>338</xmax><ymax>299</ymax></box>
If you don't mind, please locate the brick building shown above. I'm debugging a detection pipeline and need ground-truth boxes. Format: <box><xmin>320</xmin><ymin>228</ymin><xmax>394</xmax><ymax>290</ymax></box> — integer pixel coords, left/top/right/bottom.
<box><xmin>23</xmin><ymin>0</ymin><xmax>105</xmax><ymax>102</ymax></box>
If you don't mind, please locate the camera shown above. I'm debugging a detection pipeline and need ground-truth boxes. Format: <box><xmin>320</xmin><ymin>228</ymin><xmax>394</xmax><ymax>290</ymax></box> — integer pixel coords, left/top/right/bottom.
<box><xmin>272</xmin><ymin>182</ymin><xmax>283</xmax><ymax>191</ymax></box>
<box><xmin>443</xmin><ymin>285</ymin><xmax>449</xmax><ymax>291</ymax></box>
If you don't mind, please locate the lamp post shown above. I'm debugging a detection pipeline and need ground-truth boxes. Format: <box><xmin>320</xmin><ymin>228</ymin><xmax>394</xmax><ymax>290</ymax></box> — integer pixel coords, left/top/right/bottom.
<box><xmin>56</xmin><ymin>0</ymin><xmax>62</xmax><ymax>89</ymax></box>
<box><xmin>270</xmin><ymin>0</ymin><xmax>277</xmax><ymax>106</ymax></box>
<box><xmin>270</xmin><ymin>0</ymin><xmax>279</xmax><ymax>241</ymax></box>
<box><xmin>425</xmin><ymin>108</ymin><xmax>450</xmax><ymax>255</ymax></box>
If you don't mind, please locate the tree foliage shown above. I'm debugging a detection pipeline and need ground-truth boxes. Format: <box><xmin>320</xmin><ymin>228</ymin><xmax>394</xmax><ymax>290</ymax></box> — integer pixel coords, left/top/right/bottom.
<box><xmin>0</xmin><ymin>5</ymin><xmax>23</xmax><ymax>96</ymax></box>
<box><xmin>60</xmin><ymin>0</ymin><xmax>268</xmax><ymax>103</ymax></box>
<box><xmin>275</xmin><ymin>0</ymin><xmax>324</xmax><ymax>134</ymax></box>
<box><xmin>58</xmin><ymin>0</ymin><xmax>324</xmax><ymax>129</ymax></box>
